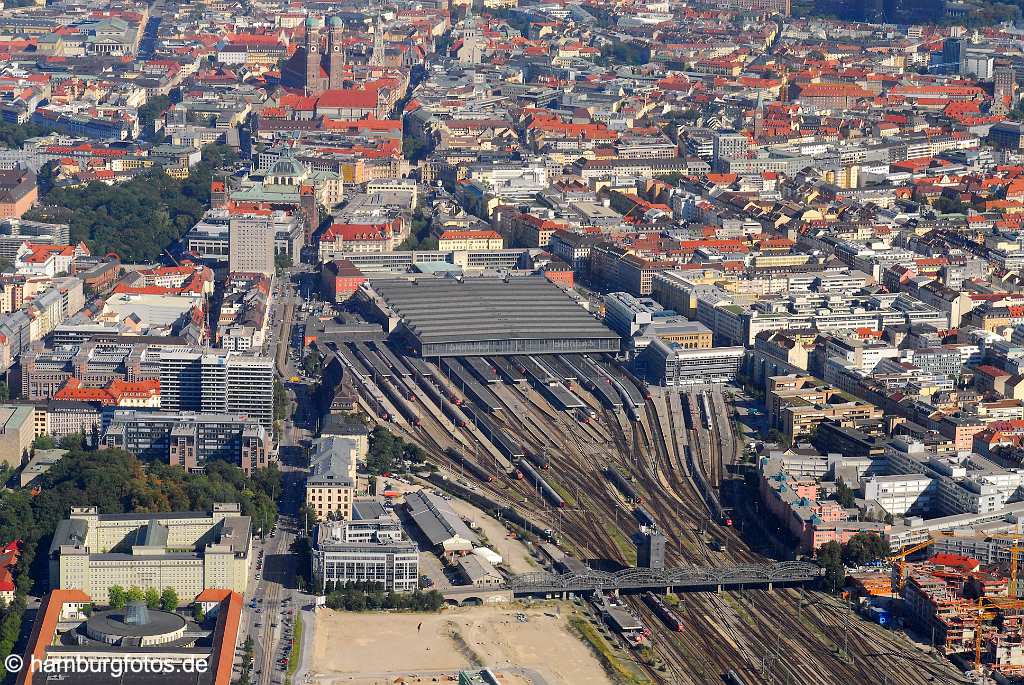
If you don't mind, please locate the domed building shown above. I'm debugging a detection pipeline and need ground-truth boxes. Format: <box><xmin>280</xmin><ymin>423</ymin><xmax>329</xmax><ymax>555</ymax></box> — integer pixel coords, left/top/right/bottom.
<box><xmin>281</xmin><ymin>15</ymin><xmax>347</xmax><ymax>95</ymax></box>
<box><xmin>265</xmin><ymin>152</ymin><xmax>310</xmax><ymax>187</ymax></box>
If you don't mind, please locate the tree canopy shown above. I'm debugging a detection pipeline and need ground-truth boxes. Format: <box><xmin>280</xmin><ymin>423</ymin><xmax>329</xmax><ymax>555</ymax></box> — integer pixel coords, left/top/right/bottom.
<box><xmin>24</xmin><ymin>144</ymin><xmax>238</xmax><ymax>262</ymax></box>
<box><xmin>366</xmin><ymin>427</ymin><xmax>426</xmax><ymax>475</ymax></box>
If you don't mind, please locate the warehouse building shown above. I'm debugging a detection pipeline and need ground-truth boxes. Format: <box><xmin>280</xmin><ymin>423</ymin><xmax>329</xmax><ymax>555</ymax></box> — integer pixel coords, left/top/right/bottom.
<box><xmin>370</xmin><ymin>277</ymin><xmax>619</xmax><ymax>357</ymax></box>
<box><xmin>404</xmin><ymin>489</ymin><xmax>479</xmax><ymax>556</ymax></box>
<box><xmin>49</xmin><ymin>503</ymin><xmax>251</xmax><ymax>600</ymax></box>
<box><xmin>639</xmin><ymin>340</ymin><xmax>745</xmax><ymax>386</ymax></box>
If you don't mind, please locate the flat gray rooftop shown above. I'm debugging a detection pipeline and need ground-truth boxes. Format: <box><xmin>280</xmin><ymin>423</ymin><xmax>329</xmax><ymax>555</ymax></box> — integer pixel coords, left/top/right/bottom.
<box><xmin>372</xmin><ymin>277</ymin><xmax>619</xmax><ymax>356</ymax></box>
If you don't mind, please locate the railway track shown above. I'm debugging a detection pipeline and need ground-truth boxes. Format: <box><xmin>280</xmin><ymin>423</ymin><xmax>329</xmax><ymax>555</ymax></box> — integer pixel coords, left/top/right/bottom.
<box><xmin>356</xmin><ymin>357</ymin><xmax>968</xmax><ymax>685</ymax></box>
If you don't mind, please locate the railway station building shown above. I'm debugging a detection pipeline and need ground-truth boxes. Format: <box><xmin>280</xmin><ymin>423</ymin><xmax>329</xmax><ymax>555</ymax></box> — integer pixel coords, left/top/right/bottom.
<box><xmin>368</xmin><ymin>276</ymin><xmax>620</xmax><ymax>357</ymax></box>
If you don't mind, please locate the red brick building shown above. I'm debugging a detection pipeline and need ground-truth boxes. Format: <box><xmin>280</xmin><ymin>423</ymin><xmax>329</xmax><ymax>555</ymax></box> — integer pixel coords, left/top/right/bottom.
<box><xmin>321</xmin><ymin>259</ymin><xmax>366</xmax><ymax>302</ymax></box>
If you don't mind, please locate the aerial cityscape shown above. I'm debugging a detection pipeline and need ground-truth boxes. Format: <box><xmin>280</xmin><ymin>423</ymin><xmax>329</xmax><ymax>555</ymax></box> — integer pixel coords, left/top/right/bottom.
<box><xmin>5</xmin><ymin>0</ymin><xmax>1024</xmax><ymax>683</ymax></box>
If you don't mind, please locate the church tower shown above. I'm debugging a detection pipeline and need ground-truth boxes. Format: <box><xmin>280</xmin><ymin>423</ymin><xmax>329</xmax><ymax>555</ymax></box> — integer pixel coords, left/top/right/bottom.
<box><xmin>328</xmin><ymin>16</ymin><xmax>345</xmax><ymax>89</ymax></box>
<box><xmin>370</xmin><ymin>12</ymin><xmax>385</xmax><ymax>66</ymax></box>
<box><xmin>304</xmin><ymin>16</ymin><xmax>322</xmax><ymax>95</ymax></box>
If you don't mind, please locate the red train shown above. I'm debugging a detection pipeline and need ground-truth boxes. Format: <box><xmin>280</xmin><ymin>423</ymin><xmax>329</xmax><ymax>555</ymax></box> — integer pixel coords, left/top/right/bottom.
<box><xmin>642</xmin><ymin>592</ymin><xmax>683</xmax><ymax>632</ymax></box>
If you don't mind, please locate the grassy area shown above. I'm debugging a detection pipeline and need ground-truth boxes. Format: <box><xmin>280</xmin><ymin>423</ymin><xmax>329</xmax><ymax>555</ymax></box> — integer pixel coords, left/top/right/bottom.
<box><xmin>604</xmin><ymin>522</ymin><xmax>638</xmax><ymax>566</ymax></box>
<box><xmin>549</xmin><ymin>479</ymin><xmax>578</xmax><ymax>508</ymax></box>
<box><xmin>568</xmin><ymin>615</ymin><xmax>651</xmax><ymax>685</ymax></box>
<box><xmin>285</xmin><ymin>613</ymin><xmax>304</xmax><ymax>685</ymax></box>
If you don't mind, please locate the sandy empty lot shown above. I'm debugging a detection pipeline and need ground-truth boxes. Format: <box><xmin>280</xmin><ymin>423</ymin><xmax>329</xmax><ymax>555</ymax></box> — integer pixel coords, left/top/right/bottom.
<box><xmin>309</xmin><ymin>604</ymin><xmax>613</xmax><ymax>685</ymax></box>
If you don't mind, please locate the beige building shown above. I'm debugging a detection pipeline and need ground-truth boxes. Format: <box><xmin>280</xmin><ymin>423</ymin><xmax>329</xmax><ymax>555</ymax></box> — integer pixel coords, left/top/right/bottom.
<box><xmin>228</xmin><ymin>214</ymin><xmax>275</xmax><ymax>277</ymax></box>
<box><xmin>437</xmin><ymin>229</ymin><xmax>503</xmax><ymax>251</ymax></box>
<box><xmin>49</xmin><ymin>503</ymin><xmax>251</xmax><ymax>601</ymax></box>
<box><xmin>305</xmin><ymin>436</ymin><xmax>360</xmax><ymax>521</ymax></box>
<box><xmin>766</xmin><ymin>374</ymin><xmax>883</xmax><ymax>444</ymax></box>
<box><xmin>0</xmin><ymin>405</ymin><xmax>35</xmax><ymax>466</ymax></box>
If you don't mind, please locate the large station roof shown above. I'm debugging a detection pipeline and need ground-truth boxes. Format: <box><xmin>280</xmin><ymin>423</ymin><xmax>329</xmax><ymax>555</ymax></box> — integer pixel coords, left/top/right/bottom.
<box><xmin>372</xmin><ymin>277</ymin><xmax>619</xmax><ymax>356</ymax></box>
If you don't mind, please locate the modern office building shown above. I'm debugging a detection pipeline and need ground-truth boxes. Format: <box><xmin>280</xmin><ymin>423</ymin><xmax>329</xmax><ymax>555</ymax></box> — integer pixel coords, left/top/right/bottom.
<box><xmin>311</xmin><ymin>514</ymin><xmax>419</xmax><ymax>591</ymax></box>
<box><xmin>305</xmin><ymin>436</ymin><xmax>360</xmax><ymax>521</ymax></box>
<box><xmin>639</xmin><ymin>340</ymin><xmax>745</xmax><ymax>387</ymax></box>
<box><xmin>159</xmin><ymin>350</ymin><xmax>273</xmax><ymax>431</ymax></box>
<box><xmin>49</xmin><ymin>503</ymin><xmax>252</xmax><ymax>600</ymax></box>
<box><xmin>102</xmin><ymin>409</ymin><xmax>273</xmax><ymax>472</ymax></box>
<box><xmin>370</xmin><ymin>277</ymin><xmax>619</xmax><ymax>357</ymax></box>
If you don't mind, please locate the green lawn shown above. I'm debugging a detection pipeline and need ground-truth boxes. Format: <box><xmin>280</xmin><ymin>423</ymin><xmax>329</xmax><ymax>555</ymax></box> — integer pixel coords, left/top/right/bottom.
<box><xmin>285</xmin><ymin>612</ymin><xmax>304</xmax><ymax>685</ymax></box>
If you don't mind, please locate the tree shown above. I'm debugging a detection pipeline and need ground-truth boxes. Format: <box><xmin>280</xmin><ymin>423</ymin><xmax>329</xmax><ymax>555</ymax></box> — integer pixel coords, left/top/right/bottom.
<box><xmin>275</xmin><ymin>252</ymin><xmax>293</xmax><ymax>271</ymax></box>
<box><xmin>160</xmin><ymin>588</ymin><xmax>179</xmax><ymax>612</ymax></box>
<box><xmin>144</xmin><ymin>587</ymin><xmax>160</xmax><ymax>609</ymax></box>
<box><xmin>58</xmin><ymin>433</ymin><xmax>85</xmax><ymax>451</ymax></box>
<box><xmin>192</xmin><ymin>604</ymin><xmax>205</xmax><ymax>622</ymax></box>
<box><xmin>274</xmin><ymin>379</ymin><xmax>289</xmax><ymax>422</ymax></box>
<box><xmin>302</xmin><ymin>350</ymin><xmax>324</xmax><ymax>376</ymax></box>
<box><xmin>32</xmin><ymin>435</ymin><xmax>55</xmax><ymax>450</ymax></box>
<box><xmin>933</xmin><ymin>196</ymin><xmax>967</xmax><ymax>215</ymax></box>
<box><xmin>108</xmin><ymin>585</ymin><xmax>126</xmax><ymax>609</ymax></box>
<box><xmin>834</xmin><ymin>478</ymin><xmax>856</xmax><ymax>508</ymax></box>
<box><xmin>817</xmin><ymin>541</ymin><xmax>845</xmax><ymax>594</ymax></box>
<box><xmin>126</xmin><ymin>587</ymin><xmax>145</xmax><ymax>604</ymax></box>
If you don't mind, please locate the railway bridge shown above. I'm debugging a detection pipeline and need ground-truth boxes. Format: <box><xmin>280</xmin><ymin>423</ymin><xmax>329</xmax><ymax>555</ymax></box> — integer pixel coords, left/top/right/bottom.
<box><xmin>507</xmin><ymin>561</ymin><xmax>822</xmax><ymax>598</ymax></box>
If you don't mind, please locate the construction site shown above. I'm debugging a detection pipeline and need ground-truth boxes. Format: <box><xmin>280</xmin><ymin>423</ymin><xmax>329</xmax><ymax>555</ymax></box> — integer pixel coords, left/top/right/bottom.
<box><xmin>846</xmin><ymin>528</ymin><xmax>1024</xmax><ymax>681</ymax></box>
<box><xmin>312</xmin><ymin>324</ymin><xmax>972</xmax><ymax>685</ymax></box>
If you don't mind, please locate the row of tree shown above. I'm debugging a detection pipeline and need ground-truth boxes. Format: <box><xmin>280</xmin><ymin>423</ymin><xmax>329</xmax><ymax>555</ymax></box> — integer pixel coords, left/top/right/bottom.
<box><xmin>323</xmin><ymin>583</ymin><xmax>444</xmax><ymax>612</ymax></box>
<box><xmin>24</xmin><ymin>144</ymin><xmax>238</xmax><ymax>262</ymax></box>
<box><xmin>108</xmin><ymin>585</ymin><xmax>179</xmax><ymax>612</ymax></box>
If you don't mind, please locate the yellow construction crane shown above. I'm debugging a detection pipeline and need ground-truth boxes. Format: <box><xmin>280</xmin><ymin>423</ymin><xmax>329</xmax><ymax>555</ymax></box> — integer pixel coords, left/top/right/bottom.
<box><xmin>973</xmin><ymin>596</ymin><xmax>1024</xmax><ymax>673</ymax></box>
<box><xmin>989</xmin><ymin>532</ymin><xmax>1024</xmax><ymax>599</ymax></box>
<box><xmin>887</xmin><ymin>537</ymin><xmax>939</xmax><ymax>592</ymax></box>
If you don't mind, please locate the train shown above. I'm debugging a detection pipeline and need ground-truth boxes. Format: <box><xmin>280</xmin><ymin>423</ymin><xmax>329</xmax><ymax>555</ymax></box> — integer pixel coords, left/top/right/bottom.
<box><xmin>722</xmin><ymin>670</ymin><xmax>750</xmax><ymax>685</ymax></box>
<box><xmin>425</xmin><ymin>361</ymin><xmax>464</xmax><ymax>405</ymax></box>
<box><xmin>563</xmin><ymin>355</ymin><xmax>622</xmax><ymax>410</ymax></box>
<box><xmin>634</xmin><ymin>506</ymin><xmax>656</xmax><ymax>528</ymax></box>
<box><xmin>605</xmin><ymin>466</ymin><xmax>641</xmax><ymax>504</ymax></box>
<box><xmin>490</xmin><ymin>356</ymin><xmax>526</xmax><ymax>383</ymax></box>
<box><xmin>462</xmin><ymin>356</ymin><xmax>500</xmax><ymax>384</ymax></box>
<box><xmin>523</xmin><ymin>449</ymin><xmax>550</xmax><ymax>470</ymax></box>
<box><xmin>584</xmin><ymin>356</ymin><xmax>642</xmax><ymax>420</ymax></box>
<box><xmin>461</xmin><ymin>402</ymin><xmax>524</xmax><ymax>465</ymax></box>
<box><xmin>440</xmin><ymin>358</ymin><xmax>501</xmax><ymax>413</ymax></box>
<box><xmin>393</xmin><ymin>375</ymin><xmax>417</xmax><ymax>401</ymax></box>
<box><xmin>444</xmin><ymin>447</ymin><xmax>496</xmax><ymax>483</ymax></box>
<box><xmin>441</xmin><ymin>399</ymin><xmax>468</xmax><ymax>428</ymax></box>
<box><xmin>379</xmin><ymin>377</ymin><xmax>421</xmax><ymax>426</ymax></box>
<box><xmin>518</xmin><ymin>458</ymin><xmax>565</xmax><ymax>508</ymax></box>
<box><xmin>351</xmin><ymin>343</ymin><xmax>393</xmax><ymax>381</ymax></box>
<box><xmin>642</xmin><ymin>592</ymin><xmax>684</xmax><ymax>632</ymax></box>
<box><xmin>372</xmin><ymin>342</ymin><xmax>411</xmax><ymax>377</ymax></box>
<box><xmin>699</xmin><ymin>391</ymin><xmax>712</xmax><ymax>429</ymax></box>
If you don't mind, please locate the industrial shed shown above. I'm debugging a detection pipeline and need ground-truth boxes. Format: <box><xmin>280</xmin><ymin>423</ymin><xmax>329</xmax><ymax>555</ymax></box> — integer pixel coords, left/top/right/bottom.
<box><xmin>371</xmin><ymin>277</ymin><xmax>620</xmax><ymax>357</ymax></box>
